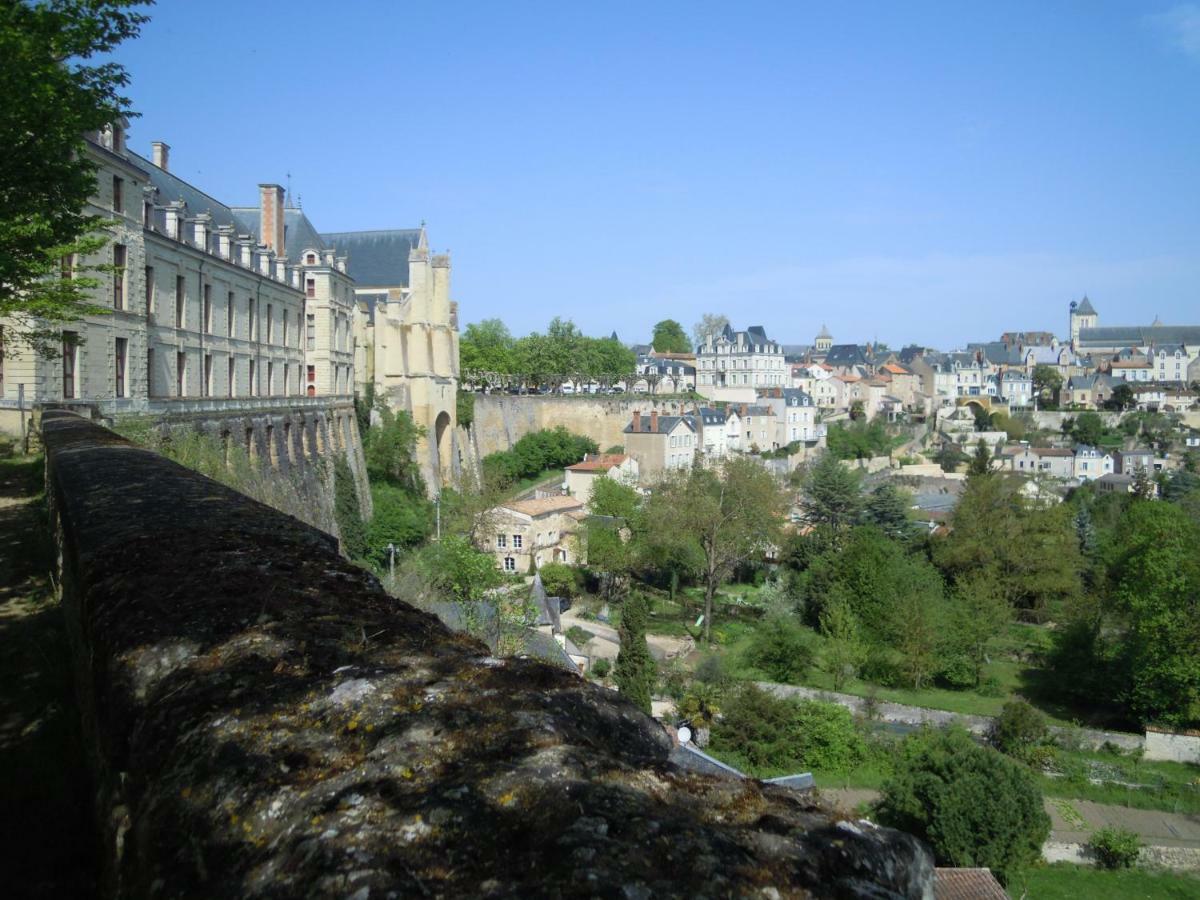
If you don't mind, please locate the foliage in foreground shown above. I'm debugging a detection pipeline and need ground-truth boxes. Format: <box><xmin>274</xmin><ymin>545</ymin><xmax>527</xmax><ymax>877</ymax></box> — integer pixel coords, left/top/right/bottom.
<box><xmin>874</xmin><ymin>726</ymin><xmax>1050</xmax><ymax>880</ymax></box>
<box><xmin>1089</xmin><ymin>827</ymin><xmax>1142</xmax><ymax>870</ymax></box>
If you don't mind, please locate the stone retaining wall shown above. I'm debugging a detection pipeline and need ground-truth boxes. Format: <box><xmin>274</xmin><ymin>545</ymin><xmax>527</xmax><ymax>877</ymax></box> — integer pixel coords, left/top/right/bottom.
<box><xmin>1043</xmin><ymin>841</ymin><xmax>1200</xmax><ymax>872</ymax></box>
<box><xmin>43</xmin><ymin>410</ymin><xmax>933</xmax><ymax>898</ymax></box>
<box><xmin>1146</xmin><ymin>727</ymin><xmax>1200</xmax><ymax>764</ymax></box>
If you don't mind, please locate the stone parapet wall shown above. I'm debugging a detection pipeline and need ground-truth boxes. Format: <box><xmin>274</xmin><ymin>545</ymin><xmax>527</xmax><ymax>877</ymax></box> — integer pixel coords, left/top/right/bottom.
<box><xmin>1145</xmin><ymin>727</ymin><xmax>1200</xmax><ymax>764</ymax></box>
<box><xmin>42</xmin><ymin>410</ymin><xmax>933</xmax><ymax>899</ymax></box>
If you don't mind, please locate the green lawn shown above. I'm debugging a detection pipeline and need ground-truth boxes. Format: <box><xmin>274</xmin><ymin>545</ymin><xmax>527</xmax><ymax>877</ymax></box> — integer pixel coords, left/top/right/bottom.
<box><xmin>1039</xmin><ymin>749</ymin><xmax>1200</xmax><ymax>816</ymax></box>
<box><xmin>1006</xmin><ymin>864</ymin><xmax>1200</xmax><ymax>899</ymax></box>
<box><xmin>504</xmin><ymin>468</ymin><xmax>566</xmax><ymax>500</ymax></box>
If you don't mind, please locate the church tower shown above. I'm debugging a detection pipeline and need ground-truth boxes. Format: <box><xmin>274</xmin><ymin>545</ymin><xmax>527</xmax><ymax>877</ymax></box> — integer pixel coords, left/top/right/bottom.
<box><xmin>1069</xmin><ymin>296</ymin><xmax>1097</xmax><ymax>349</ymax></box>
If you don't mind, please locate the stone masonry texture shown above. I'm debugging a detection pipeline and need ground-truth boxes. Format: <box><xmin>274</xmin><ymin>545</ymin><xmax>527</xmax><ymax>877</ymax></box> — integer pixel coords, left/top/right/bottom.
<box><xmin>42</xmin><ymin>410</ymin><xmax>934</xmax><ymax>899</ymax></box>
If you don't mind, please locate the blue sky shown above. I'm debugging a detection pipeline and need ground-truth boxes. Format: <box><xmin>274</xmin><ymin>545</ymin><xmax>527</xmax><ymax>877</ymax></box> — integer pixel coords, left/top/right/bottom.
<box><xmin>115</xmin><ymin>1</ymin><xmax>1199</xmax><ymax>349</ymax></box>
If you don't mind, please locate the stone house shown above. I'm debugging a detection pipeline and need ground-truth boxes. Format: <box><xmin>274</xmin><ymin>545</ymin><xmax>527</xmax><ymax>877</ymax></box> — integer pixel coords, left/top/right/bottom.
<box><xmin>486</xmin><ymin>495</ymin><xmax>587</xmax><ymax>573</ymax></box>
<box><xmin>995</xmin><ymin>369</ymin><xmax>1033</xmax><ymax>408</ymax></box>
<box><xmin>1074</xmin><ymin>445</ymin><xmax>1114</xmax><ymax>482</ymax></box>
<box><xmin>563</xmin><ymin>453</ymin><xmax>639</xmax><ymax>507</ymax></box>
<box><xmin>756</xmin><ymin>388</ymin><xmax>823</xmax><ymax>447</ymax></box>
<box><xmin>1005</xmin><ymin>445</ymin><xmax>1076</xmax><ymax>479</ymax></box>
<box><xmin>623</xmin><ymin>410</ymin><xmax>698</xmax><ymax>481</ymax></box>
<box><xmin>695</xmin><ymin>324</ymin><xmax>787</xmax><ymax>396</ymax></box>
<box><xmin>737</xmin><ymin>404</ymin><xmax>776</xmax><ymax>452</ymax></box>
<box><xmin>1113</xmin><ymin>448</ymin><xmax>1154</xmax><ymax>475</ymax></box>
<box><xmin>1095</xmin><ymin>472</ymin><xmax>1136</xmax><ymax>496</ymax></box>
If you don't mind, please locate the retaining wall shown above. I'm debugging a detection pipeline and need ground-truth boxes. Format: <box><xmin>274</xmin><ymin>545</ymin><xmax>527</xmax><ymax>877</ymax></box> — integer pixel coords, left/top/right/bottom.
<box><xmin>1146</xmin><ymin>727</ymin><xmax>1200</xmax><ymax>764</ymax></box>
<box><xmin>42</xmin><ymin>411</ymin><xmax>933</xmax><ymax>899</ymax></box>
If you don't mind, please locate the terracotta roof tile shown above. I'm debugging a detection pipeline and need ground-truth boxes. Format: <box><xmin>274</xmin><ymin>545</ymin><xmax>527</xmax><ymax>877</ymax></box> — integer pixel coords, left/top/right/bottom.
<box><xmin>504</xmin><ymin>496</ymin><xmax>584</xmax><ymax>517</ymax></box>
<box><xmin>565</xmin><ymin>454</ymin><xmax>629</xmax><ymax>472</ymax></box>
<box><xmin>933</xmin><ymin>868</ymin><xmax>1007</xmax><ymax>900</ymax></box>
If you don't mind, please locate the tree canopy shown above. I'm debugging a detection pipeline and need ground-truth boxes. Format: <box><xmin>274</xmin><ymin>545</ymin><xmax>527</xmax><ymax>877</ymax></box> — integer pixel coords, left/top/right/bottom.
<box><xmin>692</xmin><ymin>313</ymin><xmax>729</xmax><ymax>346</ymax></box>
<box><xmin>651</xmin><ymin>319</ymin><xmax>691</xmax><ymax>354</ymax></box>
<box><xmin>458</xmin><ymin>316</ymin><xmax>635</xmax><ymax>386</ymax></box>
<box><xmin>1</xmin><ymin>0</ymin><xmax>150</xmax><ymax>353</ymax></box>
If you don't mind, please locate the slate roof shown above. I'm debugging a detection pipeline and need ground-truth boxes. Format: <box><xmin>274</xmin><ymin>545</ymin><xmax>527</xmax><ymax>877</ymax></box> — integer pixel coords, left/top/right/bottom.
<box><xmin>317</xmin><ymin>228</ymin><xmax>424</xmax><ymax>288</ymax></box>
<box><xmin>131</xmin><ymin>150</ymin><xmax>245</xmax><ymax>234</ymax></box>
<box><xmin>1073</xmin><ymin>296</ymin><xmax>1097</xmax><ymax>316</ymax></box>
<box><xmin>696</xmin><ymin>407</ymin><xmax>728</xmax><ymax>426</ymax></box>
<box><xmin>1077</xmin><ymin>325</ymin><xmax>1200</xmax><ymax>348</ymax></box>
<box><xmin>824</xmin><ymin>344</ymin><xmax>870</xmax><ymax>367</ymax></box>
<box><xmin>978</xmin><ymin>342</ymin><xmax>1025</xmax><ymax>366</ymax></box>
<box><xmin>624</xmin><ymin>414</ymin><xmax>696</xmax><ymax>435</ymax></box>
<box><xmin>229</xmin><ymin>206</ymin><xmax>330</xmax><ymax>261</ymax></box>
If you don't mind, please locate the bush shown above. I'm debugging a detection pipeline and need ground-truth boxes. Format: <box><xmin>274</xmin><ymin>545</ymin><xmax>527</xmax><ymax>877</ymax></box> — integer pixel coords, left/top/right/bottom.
<box><xmin>539</xmin><ymin>562</ymin><xmax>581</xmax><ymax>599</ymax></box>
<box><xmin>1090</xmin><ymin>827</ymin><xmax>1141</xmax><ymax>870</ymax></box>
<box><xmin>591</xmin><ymin>657</ymin><xmax>611</xmax><ymax>679</ymax></box>
<box><xmin>875</xmin><ymin>726</ymin><xmax>1051</xmax><ymax>880</ymax></box>
<box><xmin>694</xmin><ymin>652</ymin><xmax>731</xmax><ymax>687</ymax></box>
<box><xmin>481</xmin><ymin>427</ymin><xmax>599</xmax><ymax>487</ymax></box>
<box><xmin>990</xmin><ymin>700</ymin><xmax>1050</xmax><ymax>764</ymax></box>
<box><xmin>744</xmin><ymin>616</ymin><xmax>816</xmax><ymax>683</ymax></box>
<box><xmin>710</xmin><ymin>684</ymin><xmax>866</xmax><ymax>774</ymax></box>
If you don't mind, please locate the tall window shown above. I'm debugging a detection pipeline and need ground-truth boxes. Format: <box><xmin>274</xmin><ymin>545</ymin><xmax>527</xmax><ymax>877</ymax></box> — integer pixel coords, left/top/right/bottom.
<box><xmin>228</xmin><ymin>356</ymin><xmax>235</xmax><ymax>398</ymax></box>
<box><xmin>143</xmin><ymin>199</ymin><xmax>152</xmax><ymax>226</ymax></box>
<box><xmin>115</xmin><ymin>337</ymin><xmax>127</xmax><ymax>397</ymax></box>
<box><xmin>113</xmin><ymin>244</ymin><xmax>126</xmax><ymax>309</ymax></box>
<box><xmin>62</xmin><ymin>332</ymin><xmax>78</xmax><ymax>399</ymax></box>
<box><xmin>266</xmin><ymin>304</ymin><xmax>273</xmax><ymax>343</ymax></box>
<box><xmin>145</xmin><ymin>266</ymin><xmax>154</xmax><ymax>313</ymax></box>
<box><xmin>305</xmin><ymin>277</ymin><xmax>315</xmax><ymax>298</ymax></box>
<box><xmin>248</xmin><ymin>299</ymin><xmax>256</xmax><ymax>340</ymax></box>
<box><xmin>227</xmin><ymin>292</ymin><xmax>235</xmax><ymax>336</ymax></box>
<box><xmin>175</xmin><ymin>275</ymin><xmax>185</xmax><ymax>328</ymax></box>
<box><xmin>147</xmin><ymin>347</ymin><xmax>155</xmax><ymax>397</ymax></box>
<box><xmin>267</xmin><ymin>361</ymin><xmax>274</xmax><ymax>395</ymax></box>
<box><xmin>306</xmin><ymin>313</ymin><xmax>315</xmax><ymax>350</ymax></box>
<box><xmin>112</xmin><ymin>175</ymin><xmax>123</xmax><ymax>214</ymax></box>
<box><xmin>248</xmin><ymin>359</ymin><xmax>256</xmax><ymax>395</ymax></box>
<box><xmin>282</xmin><ymin>311</ymin><xmax>288</xmax><ymax>346</ymax></box>
<box><xmin>283</xmin><ymin>363</ymin><xmax>290</xmax><ymax>396</ymax></box>
<box><xmin>203</xmin><ymin>354</ymin><xmax>213</xmax><ymax>397</ymax></box>
<box><xmin>176</xmin><ymin>351</ymin><xmax>186</xmax><ymax>396</ymax></box>
<box><xmin>202</xmin><ymin>284</ymin><xmax>211</xmax><ymax>333</ymax></box>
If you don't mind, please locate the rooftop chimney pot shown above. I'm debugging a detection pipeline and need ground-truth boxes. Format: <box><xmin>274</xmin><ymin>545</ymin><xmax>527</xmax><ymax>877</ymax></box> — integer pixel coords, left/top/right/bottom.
<box><xmin>151</xmin><ymin>141</ymin><xmax>170</xmax><ymax>172</ymax></box>
<box><xmin>259</xmin><ymin>184</ymin><xmax>286</xmax><ymax>256</ymax></box>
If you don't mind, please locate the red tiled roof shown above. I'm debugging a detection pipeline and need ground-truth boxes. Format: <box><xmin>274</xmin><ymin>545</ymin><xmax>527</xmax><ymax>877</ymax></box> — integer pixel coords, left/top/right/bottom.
<box><xmin>565</xmin><ymin>453</ymin><xmax>628</xmax><ymax>473</ymax></box>
<box><xmin>934</xmin><ymin>868</ymin><xmax>1007</xmax><ymax>900</ymax></box>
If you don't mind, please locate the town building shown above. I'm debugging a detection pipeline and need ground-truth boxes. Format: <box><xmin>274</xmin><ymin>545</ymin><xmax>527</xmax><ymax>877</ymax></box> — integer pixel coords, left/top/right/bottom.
<box><xmin>1074</xmin><ymin>445</ymin><xmax>1114</xmax><ymax>482</ymax></box>
<box><xmin>695</xmin><ymin>324</ymin><xmax>786</xmax><ymax>399</ymax></box>
<box><xmin>623</xmin><ymin>410</ymin><xmax>698</xmax><ymax>480</ymax></box>
<box><xmin>563</xmin><ymin>453</ymin><xmax>639</xmax><ymax>506</ymax></box>
<box><xmin>757</xmin><ymin>388</ymin><xmax>824</xmax><ymax>447</ymax></box>
<box><xmin>486</xmin><ymin>495</ymin><xmax>587</xmax><ymax>572</ymax></box>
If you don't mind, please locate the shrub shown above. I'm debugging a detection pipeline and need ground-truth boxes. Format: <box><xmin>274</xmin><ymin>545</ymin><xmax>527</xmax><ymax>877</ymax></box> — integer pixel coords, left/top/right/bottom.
<box><xmin>990</xmin><ymin>700</ymin><xmax>1050</xmax><ymax>764</ymax></box>
<box><xmin>591</xmin><ymin>657</ymin><xmax>611</xmax><ymax>679</ymax></box>
<box><xmin>539</xmin><ymin>562</ymin><xmax>581</xmax><ymax>599</ymax></box>
<box><xmin>875</xmin><ymin>726</ymin><xmax>1050</xmax><ymax>880</ymax></box>
<box><xmin>744</xmin><ymin>616</ymin><xmax>816</xmax><ymax>683</ymax></box>
<box><xmin>694</xmin><ymin>652</ymin><xmax>731</xmax><ymax>687</ymax></box>
<box><xmin>333</xmin><ymin>456</ymin><xmax>368</xmax><ymax>560</ymax></box>
<box><xmin>565</xmin><ymin>625</ymin><xmax>594</xmax><ymax>648</ymax></box>
<box><xmin>1090</xmin><ymin>827</ymin><xmax>1141</xmax><ymax>870</ymax></box>
<box><xmin>615</xmin><ymin>593</ymin><xmax>656</xmax><ymax>715</ymax></box>
<box><xmin>710</xmin><ymin>684</ymin><xmax>866</xmax><ymax>774</ymax></box>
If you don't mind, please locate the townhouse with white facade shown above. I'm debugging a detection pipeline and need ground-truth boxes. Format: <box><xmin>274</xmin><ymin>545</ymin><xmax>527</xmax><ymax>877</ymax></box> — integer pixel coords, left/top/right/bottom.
<box><xmin>1074</xmin><ymin>445</ymin><xmax>1114</xmax><ymax>482</ymax></box>
<box><xmin>695</xmin><ymin>324</ymin><xmax>786</xmax><ymax>399</ymax></box>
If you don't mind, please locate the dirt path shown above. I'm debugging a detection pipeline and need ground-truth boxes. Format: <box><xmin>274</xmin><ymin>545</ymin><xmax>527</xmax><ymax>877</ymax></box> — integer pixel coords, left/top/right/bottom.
<box><xmin>560</xmin><ymin>608</ymin><xmax>692</xmax><ymax>662</ymax></box>
<box><xmin>823</xmin><ymin>787</ymin><xmax>1200</xmax><ymax>851</ymax></box>
<box><xmin>0</xmin><ymin>456</ymin><xmax>97</xmax><ymax>898</ymax></box>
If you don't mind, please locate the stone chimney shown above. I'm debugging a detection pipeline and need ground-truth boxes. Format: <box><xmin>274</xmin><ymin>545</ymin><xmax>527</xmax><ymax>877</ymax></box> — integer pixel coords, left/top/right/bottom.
<box><xmin>259</xmin><ymin>184</ymin><xmax>286</xmax><ymax>255</ymax></box>
<box><xmin>650</xmin><ymin>410</ymin><xmax>659</xmax><ymax>432</ymax></box>
<box><xmin>151</xmin><ymin>141</ymin><xmax>170</xmax><ymax>171</ymax></box>
<box><xmin>632</xmin><ymin>411</ymin><xmax>641</xmax><ymax>432</ymax></box>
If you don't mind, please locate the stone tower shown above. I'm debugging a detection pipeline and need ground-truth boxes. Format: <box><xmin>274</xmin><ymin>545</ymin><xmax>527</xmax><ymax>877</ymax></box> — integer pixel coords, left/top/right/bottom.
<box><xmin>1070</xmin><ymin>296</ymin><xmax>1097</xmax><ymax>349</ymax></box>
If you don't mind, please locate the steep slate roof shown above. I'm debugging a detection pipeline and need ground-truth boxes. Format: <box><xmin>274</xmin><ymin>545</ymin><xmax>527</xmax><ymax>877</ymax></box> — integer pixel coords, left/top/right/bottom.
<box><xmin>229</xmin><ymin>206</ymin><xmax>330</xmax><ymax>260</ymax></box>
<box><xmin>1073</xmin><ymin>296</ymin><xmax>1097</xmax><ymax>316</ymax></box>
<box><xmin>131</xmin><ymin>150</ymin><xmax>245</xmax><ymax>234</ymax></box>
<box><xmin>318</xmin><ymin>228</ymin><xmax>424</xmax><ymax>288</ymax></box>
<box><xmin>1078</xmin><ymin>325</ymin><xmax>1200</xmax><ymax>348</ymax></box>
<box><xmin>824</xmin><ymin>344</ymin><xmax>870</xmax><ymax>367</ymax></box>
<box><xmin>977</xmin><ymin>342</ymin><xmax>1025</xmax><ymax>366</ymax></box>
<box><xmin>696</xmin><ymin>407</ymin><xmax>726</xmax><ymax>426</ymax></box>
<box><xmin>624</xmin><ymin>414</ymin><xmax>696</xmax><ymax>435</ymax></box>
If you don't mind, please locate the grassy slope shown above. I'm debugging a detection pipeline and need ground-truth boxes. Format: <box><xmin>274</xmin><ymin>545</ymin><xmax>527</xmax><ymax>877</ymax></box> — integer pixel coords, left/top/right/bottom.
<box><xmin>1007</xmin><ymin>864</ymin><xmax>1200</xmax><ymax>899</ymax></box>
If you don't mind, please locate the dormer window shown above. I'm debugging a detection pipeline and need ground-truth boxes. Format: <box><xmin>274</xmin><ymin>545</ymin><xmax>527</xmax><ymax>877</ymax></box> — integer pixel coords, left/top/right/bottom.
<box><xmin>306</xmin><ymin>253</ymin><xmax>316</xmax><ymax>265</ymax></box>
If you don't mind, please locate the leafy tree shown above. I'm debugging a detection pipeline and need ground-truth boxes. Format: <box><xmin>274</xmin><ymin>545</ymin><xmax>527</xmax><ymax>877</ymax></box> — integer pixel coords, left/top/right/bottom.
<box><xmin>1104</xmin><ymin>382</ymin><xmax>1135</xmax><ymax>412</ymax></box>
<box><xmin>333</xmin><ymin>456</ymin><xmax>368</xmax><ymax>560</ymax></box>
<box><xmin>1108</xmin><ymin>502</ymin><xmax>1200</xmax><ymax>725</ymax></box>
<box><xmin>365</xmin><ymin>482</ymin><xmax>431</xmax><ymax>566</ymax></box>
<box><xmin>482</xmin><ymin>427</ymin><xmax>599</xmax><ymax>486</ymax></box>
<box><xmin>420</xmin><ymin>534</ymin><xmax>503</xmax><ymax>606</ymax></box>
<box><xmin>875</xmin><ymin>727</ymin><xmax>1051</xmax><ymax>880</ymax></box>
<box><xmin>615</xmin><ymin>593</ymin><xmax>656</xmax><ymax>715</ymax></box>
<box><xmin>588</xmin><ymin>474</ymin><xmax>639</xmax><ymax>518</ymax></box>
<box><xmin>710</xmin><ymin>685</ymin><xmax>866</xmax><ymax>775</ymax></box>
<box><xmin>364</xmin><ymin>404</ymin><xmax>426</xmax><ymax>492</ymax></box>
<box><xmin>1089</xmin><ymin>827</ymin><xmax>1142</xmax><ymax>870</ymax></box>
<box><xmin>944</xmin><ymin>574</ymin><xmax>1011</xmax><ymax>687</ymax></box>
<box><xmin>459</xmin><ymin>318</ymin><xmax>514</xmax><ymax>376</ymax></box>
<box><xmin>692</xmin><ymin>312</ymin><xmax>729</xmax><ymax>346</ymax></box>
<box><xmin>745</xmin><ymin>615</ymin><xmax>816</xmax><ymax>683</ymax></box>
<box><xmin>651</xmin><ymin>318</ymin><xmax>691</xmax><ymax>354</ymax></box>
<box><xmin>826</xmin><ymin>419</ymin><xmax>898</xmax><ymax>460</ymax></box>
<box><xmin>935</xmin><ymin>442</ymin><xmax>968</xmax><ymax>473</ymax></box>
<box><xmin>801</xmin><ymin>454</ymin><xmax>862</xmax><ymax>533</ymax></box>
<box><xmin>1072</xmin><ymin>411</ymin><xmax>1105</xmax><ymax>447</ymax></box>
<box><xmin>538</xmin><ymin>561</ymin><xmax>580</xmax><ymax>599</ymax></box>
<box><xmin>1</xmin><ymin>0</ymin><xmax>149</xmax><ymax>353</ymax></box>
<box><xmin>990</xmin><ymin>700</ymin><xmax>1050</xmax><ymax>765</ymax></box>
<box><xmin>643</xmin><ymin>457</ymin><xmax>785</xmax><ymax>642</ymax></box>
<box><xmin>818</xmin><ymin>596</ymin><xmax>865</xmax><ymax>691</ymax></box>
<box><xmin>1032</xmin><ymin>365</ymin><xmax>1063</xmax><ymax>404</ymax></box>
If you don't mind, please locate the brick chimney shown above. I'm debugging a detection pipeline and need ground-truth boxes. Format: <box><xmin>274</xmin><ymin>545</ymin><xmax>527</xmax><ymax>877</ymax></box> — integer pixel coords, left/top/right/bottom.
<box><xmin>151</xmin><ymin>141</ymin><xmax>170</xmax><ymax>171</ymax></box>
<box><xmin>650</xmin><ymin>410</ymin><xmax>659</xmax><ymax>432</ymax></box>
<box><xmin>632</xmin><ymin>411</ymin><xmax>641</xmax><ymax>432</ymax></box>
<box><xmin>259</xmin><ymin>184</ymin><xmax>286</xmax><ymax>255</ymax></box>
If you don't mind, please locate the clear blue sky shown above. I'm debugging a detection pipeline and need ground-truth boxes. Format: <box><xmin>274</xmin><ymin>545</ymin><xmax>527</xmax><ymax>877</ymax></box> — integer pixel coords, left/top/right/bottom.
<box><xmin>115</xmin><ymin>1</ymin><xmax>1199</xmax><ymax>349</ymax></box>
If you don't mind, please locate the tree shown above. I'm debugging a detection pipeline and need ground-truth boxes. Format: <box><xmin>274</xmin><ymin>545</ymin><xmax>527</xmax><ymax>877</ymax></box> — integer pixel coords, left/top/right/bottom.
<box><xmin>1108</xmin><ymin>502</ymin><xmax>1200</xmax><ymax>725</ymax></box>
<box><xmin>1072</xmin><ymin>411</ymin><xmax>1105</xmax><ymax>447</ymax></box>
<box><xmin>459</xmin><ymin>318</ymin><xmax>514</xmax><ymax>377</ymax></box>
<box><xmin>1</xmin><ymin>0</ymin><xmax>150</xmax><ymax>353</ymax></box>
<box><xmin>588</xmin><ymin>475</ymin><xmax>639</xmax><ymax>519</ymax></box>
<box><xmin>614</xmin><ymin>593</ymin><xmax>656</xmax><ymax>715</ymax></box>
<box><xmin>990</xmin><ymin>700</ymin><xmax>1050</xmax><ymax>765</ymax></box>
<box><xmin>651</xmin><ymin>319</ymin><xmax>691</xmax><ymax>354</ymax></box>
<box><xmin>944</xmin><ymin>574</ymin><xmax>1011</xmax><ymax>687</ymax></box>
<box><xmin>1105</xmin><ymin>382</ymin><xmax>1135</xmax><ymax>412</ymax></box>
<box><xmin>875</xmin><ymin>727</ymin><xmax>1050</xmax><ymax>880</ymax></box>
<box><xmin>1032</xmin><ymin>365</ymin><xmax>1063</xmax><ymax>405</ymax></box>
<box><xmin>692</xmin><ymin>313</ymin><xmax>729</xmax><ymax>346</ymax></box>
<box><xmin>967</xmin><ymin>439</ymin><xmax>992</xmax><ymax>477</ymax></box>
<box><xmin>646</xmin><ymin>458</ymin><xmax>785</xmax><ymax>642</ymax></box>
<box><xmin>420</xmin><ymin>535</ymin><xmax>503</xmax><ymax>606</ymax></box>
<box><xmin>801</xmin><ymin>454</ymin><xmax>862</xmax><ymax>533</ymax></box>
<box><xmin>819</xmin><ymin>596</ymin><xmax>865</xmax><ymax>691</ymax></box>
<box><xmin>861</xmin><ymin>483</ymin><xmax>914</xmax><ymax>539</ymax></box>
<box><xmin>745</xmin><ymin>615</ymin><xmax>816</xmax><ymax>683</ymax></box>
<box><xmin>364</xmin><ymin>404</ymin><xmax>426</xmax><ymax>492</ymax></box>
